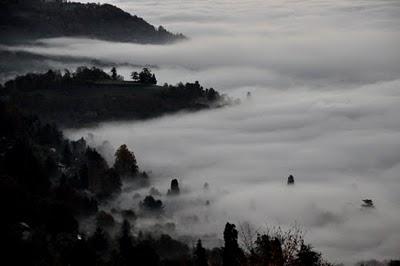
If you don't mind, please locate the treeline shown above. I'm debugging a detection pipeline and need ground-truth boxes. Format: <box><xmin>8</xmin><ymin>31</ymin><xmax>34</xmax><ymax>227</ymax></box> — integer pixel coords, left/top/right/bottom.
<box><xmin>0</xmin><ymin>100</ymin><xmax>336</xmax><ymax>266</ymax></box>
<box><xmin>1</xmin><ymin>66</ymin><xmax>227</xmax><ymax>127</ymax></box>
<box><xmin>0</xmin><ymin>0</ymin><xmax>185</xmax><ymax>44</ymax></box>
<box><xmin>2</xmin><ymin>66</ymin><xmax>155</xmax><ymax>91</ymax></box>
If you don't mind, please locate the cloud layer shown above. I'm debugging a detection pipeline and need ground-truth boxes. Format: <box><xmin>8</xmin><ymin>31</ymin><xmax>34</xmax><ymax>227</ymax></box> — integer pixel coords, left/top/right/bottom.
<box><xmin>66</xmin><ymin>79</ymin><xmax>400</xmax><ymax>264</ymax></box>
<box><xmin>7</xmin><ymin>0</ymin><xmax>400</xmax><ymax>264</ymax></box>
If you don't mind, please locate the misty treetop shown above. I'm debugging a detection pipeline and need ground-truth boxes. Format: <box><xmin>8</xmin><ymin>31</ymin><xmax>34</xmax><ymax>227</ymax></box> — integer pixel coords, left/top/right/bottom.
<box><xmin>114</xmin><ymin>144</ymin><xmax>139</xmax><ymax>177</ymax></box>
<box><xmin>131</xmin><ymin>68</ymin><xmax>157</xmax><ymax>85</ymax></box>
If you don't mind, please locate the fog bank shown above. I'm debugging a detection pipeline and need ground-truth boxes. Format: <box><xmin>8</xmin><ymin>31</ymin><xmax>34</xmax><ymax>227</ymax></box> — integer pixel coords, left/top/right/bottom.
<box><xmin>6</xmin><ymin>0</ymin><xmax>400</xmax><ymax>264</ymax></box>
<box><xmin>66</xmin><ymin>79</ymin><xmax>400</xmax><ymax>264</ymax></box>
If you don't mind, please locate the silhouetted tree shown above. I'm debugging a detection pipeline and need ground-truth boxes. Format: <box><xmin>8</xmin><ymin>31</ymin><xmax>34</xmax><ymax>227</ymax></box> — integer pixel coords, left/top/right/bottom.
<box><xmin>287</xmin><ymin>175</ymin><xmax>295</xmax><ymax>185</ymax></box>
<box><xmin>194</xmin><ymin>239</ymin><xmax>208</xmax><ymax>266</ymax></box>
<box><xmin>296</xmin><ymin>244</ymin><xmax>322</xmax><ymax>266</ymax></box>
<box><xmin>111</xmin><ymin>67</ymin><xmax>117</xmax><ymax>80</ymax></box>
<box><xmin>131</xmin><ymin>71</ymin><xmax>139</xmax><ymax>82</ymax></box>
<box><xmin>114</xmin><ymin>144</ymin><xmax>138</xmax><ymax>177</ymax></box>
<box><xmin>119</xmin><ymin>219</ymin><xmax>134</xmax><ymax>266</ymax></box>
<box><xmin>138</xmin><ymin>68</ymin><xmax>157</xmax><ymax>84</ymax></box>
<box><xmin>167</xmin><ymin>178</ymin><xmax>180</xmax><ymax>195</ymax></box>
<box><xmin>140</xmin><ymin>195</ymin><xmax>163</xmax><ymax>211</ymax></box>
<box><xmin>223</xmin><ymin>223</ymin><xmax>243</xmax><ymax>266</ymax></box>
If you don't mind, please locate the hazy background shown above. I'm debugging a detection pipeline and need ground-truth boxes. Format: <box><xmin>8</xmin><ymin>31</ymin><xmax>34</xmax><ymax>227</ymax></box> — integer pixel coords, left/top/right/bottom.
<box><xmin>6</xmin><ymin>0</ymin><xmax>400</xmax><ymax>264</ymax></box>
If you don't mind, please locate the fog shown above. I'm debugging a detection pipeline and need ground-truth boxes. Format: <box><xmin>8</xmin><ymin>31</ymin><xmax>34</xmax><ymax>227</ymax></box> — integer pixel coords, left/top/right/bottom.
<box><xmin>7</xmin><ymin>0</ymin><xmax>400</xmax><ymax>264</ymax></box>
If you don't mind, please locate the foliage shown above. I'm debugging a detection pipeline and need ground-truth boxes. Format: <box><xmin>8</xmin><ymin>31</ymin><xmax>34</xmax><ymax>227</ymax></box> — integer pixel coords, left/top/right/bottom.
<box><xmin>140</xmin><ymin>195</ymin><xmax>164</xmax><ymax>211</ymax></box>
<box><xmin>4</xmin><ymin>66</ymin><xmax>225</xmax><ymax>127</ymax></box>
<box><xmin>223</xmin><ymin>222</ymin><xmax>244</xmax><ymax>266</ymax></box>
<box><xmin>114</xmin><ymin>144</ymin><xmax>138</xmax><ymax>177</ymax></box>
<box><xmin>135</xmin><ymin>68</ymin><xmax>157</xmax><ymax>84</ymax></box>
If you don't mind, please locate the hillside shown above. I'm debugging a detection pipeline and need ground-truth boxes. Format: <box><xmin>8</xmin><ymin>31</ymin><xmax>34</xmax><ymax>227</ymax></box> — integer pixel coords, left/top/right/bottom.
<box><xmin>0</xmin><ymin>0</ymin><xmax>186</xmax><ymax>44</ymax></box>
<box><xmin>1</xmin><ymin>66</ymin><xmax>227</xmax><ymax>127</ymax></box>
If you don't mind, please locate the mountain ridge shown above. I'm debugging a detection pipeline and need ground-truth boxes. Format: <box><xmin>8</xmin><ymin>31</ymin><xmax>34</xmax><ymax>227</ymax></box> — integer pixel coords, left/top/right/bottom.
<box><xmin>0</xmin><ymin>0</ymin><xmax>186</xmax><ymax>44</ymax></box>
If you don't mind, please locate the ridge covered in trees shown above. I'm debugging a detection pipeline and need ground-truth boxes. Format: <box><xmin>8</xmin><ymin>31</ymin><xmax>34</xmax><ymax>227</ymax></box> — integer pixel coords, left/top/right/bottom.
<box><xmin>0</xmin><ymin>0</ymin><xmax>186</xmax><ymax>44</ymax></box>
<box><xmin>1</xmin><ymin>66</ymin><xmax>228</xmax><ymax>127</ymax></box>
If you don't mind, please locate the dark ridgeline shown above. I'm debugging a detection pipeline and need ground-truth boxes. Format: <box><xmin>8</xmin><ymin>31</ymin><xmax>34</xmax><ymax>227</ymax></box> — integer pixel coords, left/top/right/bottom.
<box><xmin>3</xmin><ymin>66</ymin><xmax>226</xmax><ymax>127</ymax></box>
<box><xmin>0</xmin><ymin>0</ymin><xmax>186</xmax><ymax>44</ymax></box>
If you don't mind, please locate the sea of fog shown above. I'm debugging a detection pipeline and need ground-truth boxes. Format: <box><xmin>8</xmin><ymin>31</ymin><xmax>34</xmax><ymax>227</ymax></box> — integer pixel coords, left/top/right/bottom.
<box><xmin>8</xmin><ymin>0</ymin><xmax>400</xmax><ymax>264</ymax></box>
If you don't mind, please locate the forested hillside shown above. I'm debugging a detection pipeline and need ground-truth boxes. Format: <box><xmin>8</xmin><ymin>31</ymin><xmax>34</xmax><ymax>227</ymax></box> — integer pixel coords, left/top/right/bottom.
<box><xmin>0</xmin><ymin>0</ymin><xmax>186</xmax><ymax>44</ymax></box>
<box><xmin>2</xmin><ymin>66</ymin><xmax>226</xmax><ymax>127</ymax></box>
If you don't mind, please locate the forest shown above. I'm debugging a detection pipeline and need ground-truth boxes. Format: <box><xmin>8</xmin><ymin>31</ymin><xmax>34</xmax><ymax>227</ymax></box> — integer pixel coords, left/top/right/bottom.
<box><xmin>0</xmin><ymin>0</ymin><xmax>185</xmax><ymax>44</ymax></box>
<box><xmin>2</xmin><ymin>66</ymin><xmax>227</xmax><ymax>127</ymax></box>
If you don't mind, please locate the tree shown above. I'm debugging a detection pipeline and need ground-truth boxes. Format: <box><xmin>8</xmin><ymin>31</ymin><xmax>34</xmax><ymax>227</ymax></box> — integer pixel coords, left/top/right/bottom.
<box><xmin>119</xmin><ymin>219</ymin><xmax>134</xmax><ymax>266</ymax></box>
<box><xmin>287</xmin><ymin>175</ymin><xmax>295</xmax><ymax>185</ymax></box>
<box><xmin>131</xmin><ymin>71</ymin><xmax>139</xmax><ymax>82</ymax></box>
<box><xmin>114</xmin><ymin>144</ymin><xmax>138</xmax><ymax>177</ymax></box>
<box><xmin>194</xmin><ymin>239</ymin><xmax>208</xmax><ymax>266</ymax></box>
<box><xmin>167</xmin><ymin>178</ymin><xmax>180</xmax><ymax>195</ymax></box>
<box><xmin>85</xmin><ymin>147</ymin><xmax>109</xmax><ymax>195</ymax></box>
<box><xmin>223</xmin><ymin>223</ymin><xmax>243</xmax><ymax>266</ymax></box>
<box><xmin>111</xmin><ymin>67</ymin><xmax>117</xmax><ymax>80</ymax></box>
<box><xmin>150</xmin><ymin>73</ymin><xmax>157</xmax><ymax>85</ymax></box>
<box><xmin>296</xmin><ymin>244</ymin><xmax>323</xmax><ymax>266</ymax></box>
<box><xmin>140</xmin><ymin>195</ymin><xmax>163</xmax><ymax>211</ymax></box>
<box><xmin>137</xmin><ymin>68</ymin><xmax>157</xmax><ymax>84</ymax></box>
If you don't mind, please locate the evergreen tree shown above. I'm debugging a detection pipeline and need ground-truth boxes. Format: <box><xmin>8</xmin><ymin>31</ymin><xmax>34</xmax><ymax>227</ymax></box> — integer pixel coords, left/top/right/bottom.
<box><xmin>114</xmin><ymin>144</ymin><xmax>138</xmax><ymax>177</ymax></box>
<box><xmin>119</xmin><ymin>219</ymin><xmax>134</xmax><ymax>266</ymax></box>
<box><xmin>223</xmin><ymin>223</ymin><xmax>243</xmax><ymax>266</ymax></box>
<box><xmin>167</xmin><ymin>178</ymin><xmax>180</xmax><ymax>195</ymax></box>
<box><xmin>111</xmin><ymin>67</ymin><xmax>117</xmax><ymax>80</ymax></box>
<box><xmin>194</xmin><ymin>239</ymin><xmax>208</xmax><ymax>266</ymax></box>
